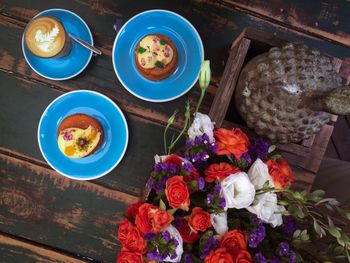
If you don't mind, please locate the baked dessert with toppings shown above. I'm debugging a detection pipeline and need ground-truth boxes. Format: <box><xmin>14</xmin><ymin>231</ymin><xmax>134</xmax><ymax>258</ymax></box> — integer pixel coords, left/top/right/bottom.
<box><xmin>57</xmin><ymin>114</ymin><xmax>104</xmax><ymax>158</ymax></box>
<box><xmin>135</xmin><ymin>34</ymin><xmax>178</xmax><ymax>81</ymax></box>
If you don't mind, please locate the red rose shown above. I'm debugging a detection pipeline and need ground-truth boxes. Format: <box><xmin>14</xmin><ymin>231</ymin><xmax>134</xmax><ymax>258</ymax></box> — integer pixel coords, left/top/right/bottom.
<box><xmin>117</xmin><ymin>251</ymin><xmax>144</xmax><ymax>263</ymax></box>
<box><xmin>118</xmin><ymin>219</ymin><xmax>133</xmax><ymax>244</ymax></box>
<box><xmin>135</xmin><ymin>203</ymin><xmax>157</xmax><ymax>233</ymax></box>
<box><xmin>148</xmin><ymin>207</ymin><xmax>174</xmax><ymax>233</ymax></box>
<box><xmin>188</xmin><ymin>207</ymin><xmax>212</xmax><ymax>233</ymax></box>
<box><xmin>165</xmin><ymin>176</ymin><xmax>190</xmax><ymax>211</ymax></box>
<box><xmin>214</xmin><ymin>128</ymin><xmax>249</xmax><ymax>159</ymax></box>
<box><xmin>265</xmin><ymin>158</ymin><xmax>293</xmax><ymax>189</ymax></box>
<box><xmin>126</xmin><ymin>200</ymin><xmax>142</xmax><ymax>223</ymax></box>
<box><xmin>205</xmin><ymin>162</ymin><xmax>240</xmax><ymax>182</ymax></box>
<box><xmin>175</xmin><ymin>217</ymin><xmax>200</xmax><ymax>244</ymax></box>
<box><xmin>220</xmin><ymin>230</ymin><xmax>248</xmax><ymax>258</ymax></box>
<box><xmin>205</xmin><ymin>248</ymin><xmax>234</xmax><ymax>263</ymax></box>
<box><xmin>164</xmin><ymin>154</ymin><xmax>183</xmax><ymax>166</ymax></box>
<box><xmin>234</xmin><ymin>250</ymin><xmax>252</xmax><ymax>263</ymax></box>
<box><xmin>122</xmin><ymin>226</ymin><xmax>147</xmax><ymax>253</ymax></box>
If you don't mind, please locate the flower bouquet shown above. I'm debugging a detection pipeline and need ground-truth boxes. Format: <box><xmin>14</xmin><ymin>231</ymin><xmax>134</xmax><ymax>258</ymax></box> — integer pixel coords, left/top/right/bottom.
<box><xmin>117</xmin><ymin>61</ymin><xmax>350</xmax><ymax>263</ymax></box>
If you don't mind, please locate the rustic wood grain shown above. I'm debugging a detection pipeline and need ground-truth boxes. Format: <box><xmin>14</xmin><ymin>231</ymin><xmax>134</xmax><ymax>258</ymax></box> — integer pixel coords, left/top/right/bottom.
<box><xmin>0</xmin><ymin>152</ymin><xmax>140</xmax><ymax>262</ymax></box>
<box><xmin>0</xmin><ymin>234</ymin><xmax>89</xmax><ymax>263</ymax></box>
<box><xmin>0</xmin><ymin>70</ymin><xmax>169</xmax><ymax>196</ymax></box>
<box><xmin>222</xmin><ymin>0</ymin><xmax>350</xmax><ymax>47</ymax></box>
<box><xmin>331</xmin><ymin>116</ymin><xmax>350</xmax><ymax>162</ymax></box>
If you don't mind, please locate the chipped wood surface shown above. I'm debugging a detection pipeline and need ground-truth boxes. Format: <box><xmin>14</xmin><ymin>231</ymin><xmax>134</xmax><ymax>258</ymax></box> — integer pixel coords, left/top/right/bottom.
<box><xmin>0</xmin><ymin>0</ymin><xmax>350</xmax><ymax>261</ymax></box>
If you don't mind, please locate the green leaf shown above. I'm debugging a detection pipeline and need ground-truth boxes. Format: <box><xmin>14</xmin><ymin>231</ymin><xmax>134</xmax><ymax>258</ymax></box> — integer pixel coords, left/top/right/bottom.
<box><xmin>138</xmin><ymin>46</ymin><xmax>146</xmax><ymax>54</ymax></box>
<box><xmin>328</xmin><ymin>226</ymin><xmax>341</xmax><ymax>239</ymax></box>
<box><xmin>312</xmin><ymin>189</ymin><xmax>326</xmax><ymax>197</ymax></box>
<box><xmin>313</xmin><ymin>219</ymin><xmax>323</xmax><ymax>237</ymax></box>
<box><xmin>159</xmin><ymin>199</ymin><xmax>166</xmax><ymax>210</ymax></box>
<box><xmin>300</xmin><ymin>230</ymin><xmax>309</xmax><ymax>241</ymax></box>
<box><xmin>160</xmin><ymin>39</ymin><xmax>167</xmax><ymax>45</ymax></box>
<box><xmin>296</xmin><ymin>208</ymin><xmax>305</xmax><ymax>219</ymax></box>
<box><xmin>328</xmin><ymin>216</ymin><xmax>335</xmax><ymax>227</ymax></box>
<box><xmin>268</xmin><ymin>145</ymin><xmax>276</xmax><ymax>153</ymax></box>
<box><xmin>155</xmin><ymin>61</ymin><xmax>164</xmax><ymax>68</ymax></box>
<box><xmin>293</xmin><ymin>229</ymin><xmax>301</xmax><ymax>239</ymax></box>
<box><xmin>345</xmin><ymin>213</ymin><xmax>350</xmax><ymax>221</ymax></box>
<box><xmin>168</xmin><ymin>208</ymin><xmax>177</xmax><ymax>215</ymax></box>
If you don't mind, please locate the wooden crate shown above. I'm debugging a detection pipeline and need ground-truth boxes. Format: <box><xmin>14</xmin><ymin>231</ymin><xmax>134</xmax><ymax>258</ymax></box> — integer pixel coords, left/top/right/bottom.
<box><xmin>209</xmin><ymin>27</ymin><xmax>343</xmax><ymax>191</ymax></box>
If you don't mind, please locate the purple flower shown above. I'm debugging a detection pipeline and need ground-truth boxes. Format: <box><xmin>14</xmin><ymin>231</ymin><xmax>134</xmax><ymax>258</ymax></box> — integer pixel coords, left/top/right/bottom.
<box><xmin>209</xmin><ymin>142</ymin><xmax>218</xmax><ymax>153</ymax></box>
<box><xmin>279</xmin><ymin>242</ymin><xmax>290</xmax><ymax>256</ymax></box>
<box><xmin>198</xmin><ymin>177</ymin><xmax>205</xmax><ymax>190</ymax></box>
<box><xmin>195</xmin><ymin>136</ymin><xmax>203</xmax><ymax>144</ymax></box>
<box><xmin>186</xmin><ymin>139</ymin><xmax>195</xmax><ymax>147</ymax></box>
<box><xmin>162</xmin><ymin>231</ymin><xmax>171</xmax><ymax>241</ymax></box>
<box><xmin>182</xmin><ymin>162</ymin><xmax>193</xmax><ymax>173</ymax></box>
<box><xmin>207</xmin><ymin>194</ymin><xmax>214</xmax><ymax>205</ymax></box>
<box><xmin>248</xmin><ymin>224</ymin><xmax>266</xmax><ymax>248</ymax></box>
<box><xmin>154</xmin><ymin>162</ymin><xmax>167</xmax><ymax>171</ymax></box>
<box><xmin>213</xmin><ymin>184</ymin><xmax>221</xmax><ymax>194</ymax></box>
<box><xmin>255</xmin><ymin>252</ymin><xmax>267</xmax><ymax>263</ymax></box>
<box><xmin>184</xmin><ymin>254</ymin><xmax>193</xmax><ymax>263</ymax></box>
<box><xmin>219</xmin><ymin>197</ymin><xmax>226</xmax><ymax>208</ymax></box>
<box><xmin>144</xmin><ymin>232</ymin><xmax>156</xmax><ymax>240</ymax></box>
<box><xmin>201</xmin><ymin>151</ymin><xmax>209</xmax><ymax>161</ymax></box>
<box><xmin>173</xmin><ymin>238</ymin><xmax>179</xmax><ymax>247</ymax></box>
<box><xmin>242</xmin><ymin>152</ymin><xmax>252</xmax><ymax>165</ymax></box>
<box><xmin>289</xmin><ymin>250</ymin><xmax>297</xmax><ymax>263</ymax></box>
<box><xmin>268</xmin><ymin>257</ymin><xmax>281</xmax><ymax>263</ymax></box>
<box><xmin>282</xmin><ymin>216</ymin><xmax>298</xmax><ymax>237</ymax></box>
<box><xmin>151</xmin><ymin>181</ymin><xmax>163</xmax><ymax>191</ymax></box>
<box><xmin>147</xmin><ymin>251</ymin><xmax>161</xmax><ymax>260</ymax></box>
<box><xmin>170</xmin><ymin>252</ymin><xmax>177</xmax><ymax>259</ymax></box>
<box><xmin>249</xmin><ymin>138</ymin><xmax>270</xmax><ymax>159</ymax></box>
<box><xmin>200</xmin><ymin>236</ymin><xmax>218</xmax><ymax>259</ymax></box>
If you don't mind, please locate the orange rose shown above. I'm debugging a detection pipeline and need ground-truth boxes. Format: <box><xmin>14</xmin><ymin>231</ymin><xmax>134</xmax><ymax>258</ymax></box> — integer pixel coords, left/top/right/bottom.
<box><xmin>175</xmin><ymin>217</ymin><xmax>200</xmax><ymax>244</ymax></box>
<box><xmin>122</xmin><ymin>226</ymin><xmax>147</xmax><ymax>253</ymax></box>
<box><xmin>148</xmin><ymin>207</ymin><xmax>174</xmax><ymax>233</ymax></box>
<box><xmin>265</xmin><ymin>158</ymin><xmax>293</xmax><ymax>189</ymax></box>
<box><xmin>220</xmin><ymin>230</ymin><xmax>248</xmax><ymax>258</ymax></box>
<box><xmin>135</xmin><ymin>203</ymin><xmax>157</xmax><ymax>233</ymax></box>
<box><xmin>118</xmin><ymin>219</ymin><xmax>133</xmax><ymax>244</ymax></box>
<box><xmin>126</xmin><ymin>200</ymin><xmax>143</xmax><ymax>223</ymax></box>
<box><xmin>117</xmin><ymin>251</ymin><xmax>144</xmax><ymax>263</ymax></box>
<box><xmin>234</xmin><ymin>250</ymin><xmax>252</xmax><ymax>263</ymax></box>
<box><xmin>188</xmin><ymin>207</ymin><xmax>212</xmax><ymax>233</ymax></box>
<box><xmin>205</xmin><ymin>248</ymin><xmax>234</xmax><ymax>263</ymax></box>
<box><xmin>165</xmin><ymin>176</ymin><xmax>190</xmax><ymax>211</ymax></box>
<box><xmin>214</xmin><ymin>128</ymin><xmax>249</xmax><ymax>159</ymax></box>
<box><xmin>205</xmin><ymin>162</ymin><xmax>240</xmax><ymax>182</ymax></box>
<box><xmin>164</xmin><ymin>154</ymin><xmax>183</xmax><ymax>166</ymax></box>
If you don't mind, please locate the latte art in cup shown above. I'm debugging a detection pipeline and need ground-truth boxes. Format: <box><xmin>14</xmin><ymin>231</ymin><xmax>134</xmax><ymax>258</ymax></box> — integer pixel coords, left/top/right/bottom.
<box><xmin>24</xmin><ymin>16</ymin><xmax>70</xmax><ymax>58</ymax></box>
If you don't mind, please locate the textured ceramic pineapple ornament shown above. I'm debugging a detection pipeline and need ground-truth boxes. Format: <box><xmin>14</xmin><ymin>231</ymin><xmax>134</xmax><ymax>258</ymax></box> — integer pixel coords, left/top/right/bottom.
<box><xmin>235</xmin><ymin>43</ymin><xmax>350</xmax><ymax>143</ymax></box>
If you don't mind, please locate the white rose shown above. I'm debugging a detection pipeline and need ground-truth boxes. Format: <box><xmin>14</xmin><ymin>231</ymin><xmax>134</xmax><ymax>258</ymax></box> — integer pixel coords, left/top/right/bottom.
<box><xmin>188</xmin><ymin>112</ymin><xmax>215</xmax><ymax>143</ymax></box>
<box><xmin>247</xmin><ymin>192</ymin><xmax>285</xmax><ymax>227</ymax></box>
<box><xmin>220</xmin><ymin>172</ymin><xmax>256</xmax><ymax>209</ymax></box>
<box><xmin>247</xmin><ymin>158</ymin><xmax>274</xmax><ymax>188</ymax></box>
<box><xmin>164</xmin><ymin>225</ymin><xmax>183</xmax><ymax>262</ymax></box>
<box><xmin>210</xmin><ymin>212</ymin><xmax>228</xmax><ymax>238</ymax></box>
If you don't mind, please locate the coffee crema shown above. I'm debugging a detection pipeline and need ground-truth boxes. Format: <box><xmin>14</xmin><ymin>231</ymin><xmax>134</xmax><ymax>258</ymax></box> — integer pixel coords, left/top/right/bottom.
<box><xmin>25</xmin><ymin>16</ymin><xmax>66</xmax><ymax>58</ymax></box>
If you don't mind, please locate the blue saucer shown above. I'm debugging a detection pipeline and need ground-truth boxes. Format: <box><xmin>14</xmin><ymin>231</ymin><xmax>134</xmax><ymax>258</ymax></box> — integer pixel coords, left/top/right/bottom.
<box><xmin>112</xmin><ymin>10</ymin><xmax>204</xmax><ymax>102</ymax></box>
<box><xmin>22</xmin><ymin>9</ymin><xmax>93</xmax><ymax>80</ymax></box>
<box><xmin>38</xmin><ymin>90</ymin><xmax>128</xmax><ymax>180</ymax></box>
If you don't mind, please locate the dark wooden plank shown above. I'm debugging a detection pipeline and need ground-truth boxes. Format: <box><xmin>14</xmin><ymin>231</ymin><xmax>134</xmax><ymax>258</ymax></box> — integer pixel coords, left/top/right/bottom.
<box><xmin>325</xmin><ymin>138</ymin><xmax>340</xmax><ymax>160</ymax></box>
<box><xmin>331</xmin><ymin>116</ymin><xmax>350</xmax><ymax>162</ymax></box>
<box><xmin>0</xmin><ymin>70</ymin><xmax>168</xmax><ymax>195</ymax></box>
<box><xmin>0</xmin><ymin>153</ymin><xmax>139</xmax><ymax>262</ymax></box>
<box><xmin>222</xmin><ymin>0</ymin><xmax>350</xmax><ymax>47</ymax></box>
<box><xmin>0</xmin><ymin>234</ymin><xmax>88</xmax><ymax>263</ymax></box>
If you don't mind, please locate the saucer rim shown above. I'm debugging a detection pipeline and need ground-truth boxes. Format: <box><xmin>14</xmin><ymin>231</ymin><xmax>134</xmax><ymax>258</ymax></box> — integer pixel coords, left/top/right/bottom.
<box><xmin>112</xmin><ymin>9</ymin><xmax>204</xmax><ymax>103</ymax></box>
<box><xmin>22</xmin><ymin>8</ymin><xmax>93</xmax><ymax>81</ymax></box>
<box><xmin>37</xmin><ymin>90</ymin><xmax>129</xmax><ymax>180</ymax></box>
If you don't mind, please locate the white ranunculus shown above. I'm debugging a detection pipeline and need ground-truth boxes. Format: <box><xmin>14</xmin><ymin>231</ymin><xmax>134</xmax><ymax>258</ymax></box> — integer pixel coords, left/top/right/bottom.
<box><xmin>164</xmin><ymin>225</ymin><xmax>183</xmax><ymax>262</ymax></box>
<box><xmin>210</xmin><ymin>212</ymin><xmax>228</xmax><ymax>238</ymax></box>
<box><xmin>247</xmin><ymin>192</ymin><xmax>285</xmax><ymax>227</ymax></box>
<box><xmin>247</xmin><ymin>158</ymin><xmax>285</xmax><ymax>227</ymax></box>
<box><xmin>220</xmin><ymin>172</ymin><xmax>256</xmax><ymax>209</ymax></box>
<box><xmin>247</xmin><ymin>158</ymin><xmax>274</xmax><ymax>188</ymax></box>
<box><xmin>188</xmin><ymin>112</ymin><xmax>215</xmax><ymax>143</ymax></box>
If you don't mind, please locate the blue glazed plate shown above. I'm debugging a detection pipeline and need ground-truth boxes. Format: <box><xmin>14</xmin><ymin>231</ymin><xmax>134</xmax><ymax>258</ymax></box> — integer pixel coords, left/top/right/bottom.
<box><xmin>38</xmin><ymin>90</ymin><xmax>128</xmax><ymax>180</ymax></box>
<box><xmin>22</xmin><ymin>9</ymin><xmax>93</xmax><ymax>80</ymax></box>
<box><xmin>112</xmin><ymin>10</ymin><xmax>204</xmax><ymax>102</ymax></box>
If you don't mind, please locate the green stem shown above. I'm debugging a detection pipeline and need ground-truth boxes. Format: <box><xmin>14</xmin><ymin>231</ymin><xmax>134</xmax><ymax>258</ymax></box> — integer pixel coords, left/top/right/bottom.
<box><xmin>194</xmin><ymin>82</ymin><xmax>206</xmax><ymax>116</ymax></box>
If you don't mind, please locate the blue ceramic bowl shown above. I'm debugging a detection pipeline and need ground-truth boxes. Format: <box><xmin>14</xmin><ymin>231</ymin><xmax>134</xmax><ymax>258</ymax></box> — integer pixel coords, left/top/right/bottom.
<box><xmin>112</xmin><ymin>10</ymin><xmax>204</xmax><ymax>102</ymax></box>
<box><xmin>22</xmin><ymin>9</ymin><xmax>93</xmax><ymax>80</ymax></box>
<box><xmin>38</xmin><ymin>90</ymin><xmax>128</xmax><ymax>180</ymax></box>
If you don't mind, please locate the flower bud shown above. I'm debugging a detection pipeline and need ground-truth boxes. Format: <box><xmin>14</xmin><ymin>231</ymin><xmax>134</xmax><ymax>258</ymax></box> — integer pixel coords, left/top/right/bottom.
<box><xmin>199</xmin><ymin>60</ymin><xmax>211</xmax><ymax>90</ymax></box>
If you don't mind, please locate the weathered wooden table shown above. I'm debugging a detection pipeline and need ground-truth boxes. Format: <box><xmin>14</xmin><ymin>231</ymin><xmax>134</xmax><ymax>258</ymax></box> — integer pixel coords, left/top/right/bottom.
<box><xmin>1</xmin><ymin>1</ymin><xmax>349</xmax><ymax>262</ymax></box>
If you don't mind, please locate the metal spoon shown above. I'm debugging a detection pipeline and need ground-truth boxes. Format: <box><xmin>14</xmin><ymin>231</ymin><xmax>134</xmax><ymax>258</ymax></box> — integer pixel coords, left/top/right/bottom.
<box><xmin>69</xmin><ymin>34</ymin><xmax>102</xmax><ymax>55</ymax></box>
